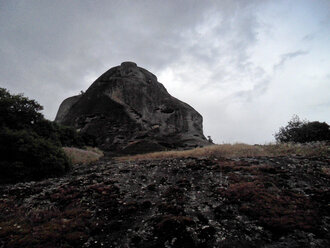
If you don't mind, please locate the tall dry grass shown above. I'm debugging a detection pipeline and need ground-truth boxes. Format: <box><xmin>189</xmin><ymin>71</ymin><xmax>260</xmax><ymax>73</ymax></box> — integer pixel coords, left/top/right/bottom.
<box><xmin>63</xmin><ymin>147</ymin><xmax>104</xmax><ymax>165</ymax></box>
<box><xmin>116</xmin><ymin>143</ymin><xmax>329</xmax><ymax>161</ymax></box>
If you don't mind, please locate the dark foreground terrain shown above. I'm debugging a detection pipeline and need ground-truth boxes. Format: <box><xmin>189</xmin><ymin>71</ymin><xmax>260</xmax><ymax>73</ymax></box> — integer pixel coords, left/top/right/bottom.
<box><xmin>0</xmin><ymin>154</ymin><xmax>329</xmax><ymax>247</ymax></box>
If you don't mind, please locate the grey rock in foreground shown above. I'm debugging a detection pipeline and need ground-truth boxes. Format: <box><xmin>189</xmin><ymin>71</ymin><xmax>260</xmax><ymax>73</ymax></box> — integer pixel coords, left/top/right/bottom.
<box><xmin>0</xmin><ymin>155</ymin><xmax>329</xmax><ymax>247</ymax></box>
<box><xmin>55</xmin><ymin>62</ymin><xmax>211</xmax><ymax>154</ymax></box>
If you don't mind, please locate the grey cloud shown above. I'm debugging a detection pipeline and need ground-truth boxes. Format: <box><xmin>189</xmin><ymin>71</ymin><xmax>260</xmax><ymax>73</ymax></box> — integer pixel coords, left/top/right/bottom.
<box><xmin>170</xmin><ymin>2</ymin><xmax>263</xmax><ymax>93</ymax></box>
<box><xmin>232</xmin><ymin>49</ymin><xmax>309</xmax><ymax>102</ymax></box>
<box><xmin>0</xmin><ymin>0</ymin><xmax>265</xmax><ymax>95</ymax></box>
<box><xmin>302</xmin><ymin>33</ymin><xmax>315</xmax><ymax>41</ymax></box>
<box><xmin>0</xmin><ymin>0</ymin><xmax>218</xmax><ymax>118</ymax></box>
<box><xmin>273</xmin><ymin>50</ymin><xmax>309</xmax><ymax>71</ymax></box>
<box><xmin>4</xmin><ymin>0</ymin><xmax>327</xmax><ymax>145</ymax></box>
<box><xmin>231</xmin><ymin>77</ymin><xmax>271</xmax><ymax>102</ymax></box>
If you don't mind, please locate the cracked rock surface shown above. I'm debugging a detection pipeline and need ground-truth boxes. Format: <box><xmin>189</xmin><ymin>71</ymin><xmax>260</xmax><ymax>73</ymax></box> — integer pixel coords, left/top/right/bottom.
<box><xmin>55</xmin><ymin>62</ymin><xmax>211</xmax><ymax>154</ymax></box>
<box><xmin>0</xmin><ymin>155</ymin><xmax>329</xmax><ymax>247</ymax></box>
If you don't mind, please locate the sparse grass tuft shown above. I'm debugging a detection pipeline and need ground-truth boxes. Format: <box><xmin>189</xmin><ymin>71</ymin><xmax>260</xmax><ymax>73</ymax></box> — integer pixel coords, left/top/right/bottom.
<box><xmin>116</xmin><ymin>143</ymin><xmax>329</xmax><ymax>161</ymax></box>
<box><xmin>63</xmin><ymin>147</ymin><xmax>103</xmax><ymax>165</ymax></box>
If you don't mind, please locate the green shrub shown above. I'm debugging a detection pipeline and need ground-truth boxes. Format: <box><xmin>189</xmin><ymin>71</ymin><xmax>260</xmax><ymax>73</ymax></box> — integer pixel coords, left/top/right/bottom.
<box><xmin>0</xmin><ymin>88</ymin><xmax>43</xmax><ymax>130</ymax></box>
<box><xmin>0</xmin><ymin>88</ymin><xmax>74</xmax><ymax>184</ymax></box>
<box><xmin>275</xmin><ymin>115</ymin><xmax>330</xmax><ymax>143</ymax></box>
<box><xmin>34</xmin><ymin>119</ymin><xmax>85</xmax><ymax>147</ymax></box>
<box><xmin>0</xmin><ymin>87</ymin><xmax>90</xmax><ymax>146</ymax></box>
<box><xmin>0</xmin><ymin>128</ymin><xmax>71</xmax><ymax>184</ymax></box>
<box><xmin>297</xmin><ymin>121</ymin><xmax>330</xmax><ymax>142</ymax></box>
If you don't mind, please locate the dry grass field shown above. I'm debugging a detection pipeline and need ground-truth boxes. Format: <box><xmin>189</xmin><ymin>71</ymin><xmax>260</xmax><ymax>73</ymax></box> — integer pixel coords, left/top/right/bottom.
<box><xmin>116</xmin><ymin>142</ymin><xmax>329</xmax><ymax>161</ymax></box>
<box><xmin>63</xmin><ymin>146</ymin><xmax>104</xmax><ymax>165</ymax></box>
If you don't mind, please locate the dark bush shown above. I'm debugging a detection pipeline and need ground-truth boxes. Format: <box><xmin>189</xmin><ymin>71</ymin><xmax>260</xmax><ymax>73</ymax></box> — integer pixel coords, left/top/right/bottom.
<box><xmin>0</xmin><ymin>87</ymin><xmax>89</xmax><ymax>147</ymax></box>
<box><xmin>298</xmin><ymin>121</ymin><xmax>330</xmax><ymax>142</ymax></box>
<box><xmin>0</xmin><ymin>128</ymin><xmax>71</xmax><ymax>184</ymax></box>
<box><xmin>0</xmin><ymin>88</ymin><xmax>75</xmax><ymax>184</ymax></box>
<box><xmin>34</xmin><ymin>119</ymin><xmax>86</xmax><ymax>147</ymax></box>
<box><xmin>33</xmin><ymin>119</ymin><xmax>62</xmax><ymax>145</ymax></box>
<box><xmin>275</xmin><ymin>115</ymin><xmax>330</xmax><ymax>143</ymax></box>
<box><xmin>0</xmin><ymin>88</ymin><xmax>43</xmax><ymax>130</ymax></box>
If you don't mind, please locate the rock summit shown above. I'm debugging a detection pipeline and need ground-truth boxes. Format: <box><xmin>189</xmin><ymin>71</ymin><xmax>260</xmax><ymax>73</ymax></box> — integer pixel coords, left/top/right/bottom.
<box><xmin>55</xmin><ymin>62</ymin><xmax>210</xmax><ymax>154</ymax></box>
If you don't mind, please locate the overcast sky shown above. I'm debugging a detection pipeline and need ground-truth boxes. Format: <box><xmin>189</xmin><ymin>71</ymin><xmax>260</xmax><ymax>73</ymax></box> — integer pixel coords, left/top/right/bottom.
<box><xmin>1</xmin><ymin>0</ymin><xmax>329</xmax><ymax>144</ymax></box>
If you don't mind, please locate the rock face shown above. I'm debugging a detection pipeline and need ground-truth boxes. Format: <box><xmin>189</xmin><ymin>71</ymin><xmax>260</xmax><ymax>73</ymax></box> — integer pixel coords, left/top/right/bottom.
<box><xmin>55</xmin><ymin>62</ymin><xmax>210</xmax><ymax>153</ymax></box>
<box><xmin>1</xmin><ymin>154</ymin><xmax>330</xmax><ymax>247</ymax></box>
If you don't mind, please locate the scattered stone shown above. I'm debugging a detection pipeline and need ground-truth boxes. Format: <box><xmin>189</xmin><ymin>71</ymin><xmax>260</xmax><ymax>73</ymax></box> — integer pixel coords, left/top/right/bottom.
<box><xmin>0</xmin><ymin>155</ymin><xmax>329</xmax><ymax>247</ymax></box>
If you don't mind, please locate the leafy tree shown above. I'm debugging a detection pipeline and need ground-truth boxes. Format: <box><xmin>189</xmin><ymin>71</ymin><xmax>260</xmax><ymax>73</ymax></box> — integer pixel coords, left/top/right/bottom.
<box><xmin>297</xmin><ymin>121</ymin><xmax>330</xmax><ymax>142</ymax></box>
<box><xmin>0</xmin><ymin>88</ymin><xmax>43</xmax><ymax>130</ymax></box>
<box><xmin>0</xmin><ymin>88</ymin><xmax>74</xmax><ymax>183</ymax></box>
<box><xmin>0</xmin><ymin>87</ymin><xmax>92</xmax><ymax>146</ymax></box>
<box><xmin>275</xmin><ymin>115</ymin><xmax>330</xmax><ymax>143</ymax></box>
<box><xmin>33</xmin><ymin>118</ymin><xmax>83</xmax><ymax>147</ymax></box>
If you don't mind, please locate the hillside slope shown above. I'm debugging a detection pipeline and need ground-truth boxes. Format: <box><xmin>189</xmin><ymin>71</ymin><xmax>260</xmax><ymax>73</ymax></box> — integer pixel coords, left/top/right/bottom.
<box><xmin>0</xmin><ymin>153</ymin><xmax>329</xmax><ymax>247</ymax></box>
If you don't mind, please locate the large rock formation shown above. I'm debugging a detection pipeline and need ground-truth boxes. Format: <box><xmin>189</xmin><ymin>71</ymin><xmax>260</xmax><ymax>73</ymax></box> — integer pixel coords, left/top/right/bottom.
<box><xmin>55</xmin><ymin>62</ymin><xmax>210</xmax><ymax>154</ymax></box>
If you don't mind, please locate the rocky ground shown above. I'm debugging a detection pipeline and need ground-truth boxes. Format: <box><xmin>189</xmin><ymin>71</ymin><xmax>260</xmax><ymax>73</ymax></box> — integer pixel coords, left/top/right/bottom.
<box><xmin>0</xmin><ymin>154</ymin><xmax>329</xmax><ymax>247</ymax></box>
